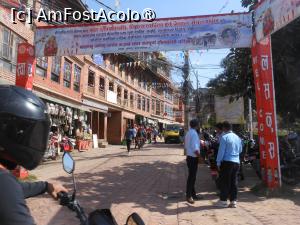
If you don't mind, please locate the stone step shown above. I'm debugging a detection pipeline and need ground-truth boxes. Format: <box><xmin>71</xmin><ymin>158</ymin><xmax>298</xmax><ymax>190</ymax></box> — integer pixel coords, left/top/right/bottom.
<box><xmin>98</xmin><ymin>139</ymin><xmax>108</xmax><ymax>148</ymax></box>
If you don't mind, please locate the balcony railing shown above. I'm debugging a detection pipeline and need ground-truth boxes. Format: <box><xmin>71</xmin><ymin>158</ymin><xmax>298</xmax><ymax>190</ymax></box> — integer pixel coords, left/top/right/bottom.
<box><xmin>99</xmin><ymin>89</ymin><xmax>105</xmax><ymax>98</ymax></box>
<box><xmin>123</xmin><ymin>99</ymin><xmax>129</xmax><ymax>107</ymax></box>
<box><xmin>87</xmin><ymin>85</ymin><xmax>95</xmax><ymax>94</ymax></box>
<box><xmin>130</xmin><ymin>100</ymin><xmax>134</xmax><ymax>109</ymax></box>
<box><xmin>117</xmin><ymin>97</ymin><xmax>122</xmax><ymax>105</ymax></box>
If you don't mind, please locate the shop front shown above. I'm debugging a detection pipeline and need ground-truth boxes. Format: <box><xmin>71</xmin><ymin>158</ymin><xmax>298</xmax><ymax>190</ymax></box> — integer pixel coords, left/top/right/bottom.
<box><xmin>82</xmin><ymin>98</ymin><xmax>109</xmax><ymax>142</ymax></box>
<box><xmin>33</xmin><ymin>91</ymin><xmax>92</xmax><ymax>152</ymax></box>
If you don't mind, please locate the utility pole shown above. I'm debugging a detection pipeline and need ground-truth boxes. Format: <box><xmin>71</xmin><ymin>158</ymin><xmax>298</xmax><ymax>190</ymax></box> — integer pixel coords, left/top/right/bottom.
<box><xmin>249</xmin><ymin>98</ymin><xmax>253</xmax><ymax>139</ymax></box>
<box><xmin>182</xmin><ymin>51</ymin><xmax>190</xmax><ymax>133</ymax></box>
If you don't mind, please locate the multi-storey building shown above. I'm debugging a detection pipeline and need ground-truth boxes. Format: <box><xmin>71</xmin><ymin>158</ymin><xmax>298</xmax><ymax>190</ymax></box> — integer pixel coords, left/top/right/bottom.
<box><xmin>0</xmin><ymin>0</ymin><xmax>184</xmax><ymax>145</ymax></box>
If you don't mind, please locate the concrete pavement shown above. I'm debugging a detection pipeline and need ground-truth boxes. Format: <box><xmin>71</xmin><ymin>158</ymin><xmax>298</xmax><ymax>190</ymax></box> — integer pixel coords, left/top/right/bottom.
<box><xmin>27</xmin><ymin>143</ymin><xmax>300</xmax><ymax>225</ymax></box>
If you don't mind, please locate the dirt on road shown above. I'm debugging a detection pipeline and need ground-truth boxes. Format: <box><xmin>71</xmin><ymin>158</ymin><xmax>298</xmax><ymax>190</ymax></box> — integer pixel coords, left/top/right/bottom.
<box><xmin>27</xmin><ymin>143</ymin><xmax>300</xmax><ymax>225</ymax></box>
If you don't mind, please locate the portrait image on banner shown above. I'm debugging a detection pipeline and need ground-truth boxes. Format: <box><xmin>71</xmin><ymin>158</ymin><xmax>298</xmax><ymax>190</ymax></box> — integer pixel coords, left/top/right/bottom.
<box><xmin>255</xmin><ymin>0</ymin><xmax>300</xmax><ymax>42</ymax></box>
<box><xmin>35</xmin><ymin>13</ymin><xmax>252</xmax><ymax>57</ymax></box>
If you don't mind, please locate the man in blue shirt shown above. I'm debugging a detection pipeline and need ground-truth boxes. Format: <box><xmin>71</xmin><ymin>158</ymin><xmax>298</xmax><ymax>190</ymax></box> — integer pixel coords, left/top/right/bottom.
<box><xmin>216</xmin><ymin>121</ymin><xmax>242</xmax><ymax>208</ymax></box>
<box><xmin>184</xmin><ymin>119</ymin><xmax>201</xmax><ymax>204</ymax></box>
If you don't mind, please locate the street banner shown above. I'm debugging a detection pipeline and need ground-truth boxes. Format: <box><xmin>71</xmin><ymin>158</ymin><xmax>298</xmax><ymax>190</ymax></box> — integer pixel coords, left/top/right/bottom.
<box><xmin>15</xmin><ymin>43</ymin><xmax>35</xmax><ymax>90</ymax></box>
<box><xmin>251</xmin><ymin>36</ymin><xmax>281</xmax><ymax>188</ymax></box>
<box><xmin>255</xmin><ymin>0</ymin><xmax>300</xmax><ymax>42</ymax></box>
<box><xmin>35</xmin><ymin>13</ymin><xmax>252</xmax><ymax>57</ymax></box>
<box><xmin>251</xmin><ymin>37</ymin><xmax>267</xmax><ymax>183</ymax></box>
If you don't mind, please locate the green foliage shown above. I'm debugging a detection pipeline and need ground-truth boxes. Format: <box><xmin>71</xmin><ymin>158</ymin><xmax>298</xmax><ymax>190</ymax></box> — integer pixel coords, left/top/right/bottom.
<box><xmin>208</xmin><ymin>0</ymin><xmax>300</xmax><ymax>125</ymax></box>
<box><xmin>207</xmin><ymin>48</ymin><xmax>254</xmax><ymax>101</ymax></box>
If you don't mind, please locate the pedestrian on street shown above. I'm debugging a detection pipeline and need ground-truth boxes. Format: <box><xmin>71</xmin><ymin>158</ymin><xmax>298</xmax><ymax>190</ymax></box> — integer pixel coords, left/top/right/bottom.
<box><xmin>184</xmin><ymin>119</ymin><xmax>202</xmax><ymax>204</ymax></box>
<box><xmin>216</xmin><ymin>121</ymin><xmax>243</xmax><ymax>208</ymax></box>
<box><xmin>125</xmin><ymin>125</ymin><xmax>135</xmax><ymax>155</ymax></box>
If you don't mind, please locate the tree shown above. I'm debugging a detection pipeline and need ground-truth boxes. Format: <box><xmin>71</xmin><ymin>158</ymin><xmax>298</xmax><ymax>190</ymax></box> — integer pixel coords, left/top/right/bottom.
<box><xmin>208</xmin><ymin>0</ymin><xmax>300</xmax><ymax>126</ymax></box>
<box><xmin>207</xmin><ymin>48</ymin><xmax>254</xmax><ymax>102</ymax></box>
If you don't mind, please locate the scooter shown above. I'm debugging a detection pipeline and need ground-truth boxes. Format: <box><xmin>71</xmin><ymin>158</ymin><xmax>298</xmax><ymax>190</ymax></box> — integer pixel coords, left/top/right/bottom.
<box><xmin>59</xmin><ymin>152</ymin><xmax>145</xmax><ymax>225</ymax></box>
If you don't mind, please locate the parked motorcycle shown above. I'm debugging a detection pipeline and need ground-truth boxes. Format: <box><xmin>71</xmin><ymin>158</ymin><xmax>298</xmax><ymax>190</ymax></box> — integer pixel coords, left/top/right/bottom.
<box><xmin>58</xmin><ymin>152</ymin><xmax>145</xmax><ymax>225</ymax></box>
<box><xmin>60</xmin><ymin>135</ymin><xmax>74</xmax><ymax>152</ymax></box>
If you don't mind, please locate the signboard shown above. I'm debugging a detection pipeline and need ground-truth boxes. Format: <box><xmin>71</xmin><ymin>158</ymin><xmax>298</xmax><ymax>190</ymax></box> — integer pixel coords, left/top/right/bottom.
<box><xmin>92</xmin><ymin>134</ymin><xmax>99</xmax><ymax>148</ymax></box>
<box><xmin>35</xmin><ymin>13</ymin><xmax>252</xmax><ymax>57</ymax></box>
<box><xmin>82</xmin><ymin>99</ymin><xmax>108</xmax><ymax>112</ymax></box>
<box><xmin>15</xmin><ymin>43</ymin><xmax>35</xmax><ymax>90</ymax></box>
<box><xmin>251</xmin><ymin>36</ymin><xmax>281</xmax><ymax>188</ymax></box>
<box><xmin>255</xmin><ymin>0</ymin><xmax>300</xmax><ymax>41</ymax></box>
<box><xmin>106</xmin><ymin>90</ymin><xmax>117</xmax><ymax>104</ymax></box>
<box><xmin>215</xmin><ymin>96</ymin><xmax>245</xmax><ymax>124</ymax></box>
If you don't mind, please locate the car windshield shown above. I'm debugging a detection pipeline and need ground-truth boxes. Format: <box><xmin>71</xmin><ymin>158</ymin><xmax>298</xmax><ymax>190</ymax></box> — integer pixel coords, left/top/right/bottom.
<box><xmin>166</xmin><ymin>125</ymin><xmax>180</xmax><ymax>131</ymax></box>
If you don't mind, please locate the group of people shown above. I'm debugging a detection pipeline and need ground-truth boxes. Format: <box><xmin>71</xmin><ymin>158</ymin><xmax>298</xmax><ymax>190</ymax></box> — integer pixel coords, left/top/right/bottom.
<box><xmin>185</xmin><ymin>119</ymin><xmax>243</xmax><ymax>208</ymax></box>
<box><xmin>124</xmin><ymin>124</ymin><xmax>160</xmax><ymax>154</ymax></box>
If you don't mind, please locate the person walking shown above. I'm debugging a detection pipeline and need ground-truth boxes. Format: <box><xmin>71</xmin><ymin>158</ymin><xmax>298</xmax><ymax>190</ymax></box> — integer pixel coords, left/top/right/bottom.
<box><xmin>184</xmin><ymin>119</ymin><xmax>202</xmax><ymax>204</ymax></box>
<box><xmin>216</xmin><ymin>121</ymin><xmax>243</xmax><ymax>208</ymax></box>
<box><xmin>125</xmin><ymin>125</ymin><xmax>134</xmax><ymax>155</ymax></box>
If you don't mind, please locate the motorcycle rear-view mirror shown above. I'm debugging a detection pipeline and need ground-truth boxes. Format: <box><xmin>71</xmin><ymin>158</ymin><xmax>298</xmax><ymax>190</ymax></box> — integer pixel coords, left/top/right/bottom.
<box><xmin>126</xmin><ymin>213</ymin><xmax>145</xmax><ymax>225</ymax></box>
<box><xmin>62</xmin><ymin>152</ymin><xmax>75</xmax><ymax>174</ymax></box>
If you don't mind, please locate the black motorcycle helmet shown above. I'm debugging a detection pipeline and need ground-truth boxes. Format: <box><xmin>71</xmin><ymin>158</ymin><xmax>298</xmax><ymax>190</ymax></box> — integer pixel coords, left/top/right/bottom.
<box><xmin>0</xmin><ymin>85</ymin><xmax>50</xmax><ymax>170</ymax></box>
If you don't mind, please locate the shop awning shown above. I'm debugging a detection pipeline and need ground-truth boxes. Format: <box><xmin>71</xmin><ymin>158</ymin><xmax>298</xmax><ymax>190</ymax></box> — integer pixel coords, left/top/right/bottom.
<box><xmin>82</xmin><ymin>99</ymin><xmax>108</xmax><ymax>113</ymax></box>
<box><xmin>156</xmin><ymin>118</ymin><xmax>174</xmax><ymax>124</ymax></box>
<box><xmin>33</xmin><ymin>90</ymin><xmax>91</xmax><ymax>112</ymax></box>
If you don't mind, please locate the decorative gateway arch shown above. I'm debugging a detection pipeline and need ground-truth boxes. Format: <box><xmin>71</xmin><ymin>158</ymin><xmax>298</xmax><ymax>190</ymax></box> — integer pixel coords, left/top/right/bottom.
<box><xmin>15</xmin><ymin>0</ymin><xmax>300</xmax><ymax>189</ymax></box>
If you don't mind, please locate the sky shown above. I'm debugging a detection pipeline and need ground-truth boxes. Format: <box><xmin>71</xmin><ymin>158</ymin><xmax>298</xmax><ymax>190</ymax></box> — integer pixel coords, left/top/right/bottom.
<box><xmin>85</xmin><ymin>0</ymin><xmax>247</xmax><ymax>87</ymax></box>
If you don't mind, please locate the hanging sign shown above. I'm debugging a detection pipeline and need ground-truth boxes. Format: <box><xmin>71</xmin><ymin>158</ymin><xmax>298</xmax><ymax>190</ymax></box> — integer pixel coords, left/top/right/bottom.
<box><xmin>251</xmin><ymin>36</ymin><xmax>281</xmax><ymax>188</ymax></box>
<box><xmin>254</xmin><ymin>0</ymin><xmax>300</xmax><ymax>42</ymax></box>
<box><xmin>15</xmin><ymin>43</ymin><xmax>35</xmax><ymax>90</ymax></box>
<box><xmin>35</xmin><ymin>12</ymin><xmax>252</xmax><ymax>57</ymax></box>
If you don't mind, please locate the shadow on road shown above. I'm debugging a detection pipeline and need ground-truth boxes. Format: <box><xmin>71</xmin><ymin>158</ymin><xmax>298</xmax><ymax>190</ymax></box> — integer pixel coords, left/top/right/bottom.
<box><xmin>45</xmin><ymin>153</ymin><xmax>300</xmax><ymax>225</ymax></box>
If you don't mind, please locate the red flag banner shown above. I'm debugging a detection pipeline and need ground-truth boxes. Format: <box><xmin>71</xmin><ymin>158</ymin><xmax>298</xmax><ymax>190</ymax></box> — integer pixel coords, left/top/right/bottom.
<box><xmin>251</xmin><ymin>36</ymin><xmax>281</xmax><ymax>188</ymax></box>
<box><xmin>15</xmin><ymin>43</ymin><xmax>35</xmax><ymax>90</ymax></box>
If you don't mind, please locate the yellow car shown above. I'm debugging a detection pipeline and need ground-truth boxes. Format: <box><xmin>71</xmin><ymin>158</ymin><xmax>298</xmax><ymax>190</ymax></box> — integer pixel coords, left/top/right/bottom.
<box><xmin>164</xmin><ymin>124</ymin><xmax>182</xmax><ymax>144</ymax></box>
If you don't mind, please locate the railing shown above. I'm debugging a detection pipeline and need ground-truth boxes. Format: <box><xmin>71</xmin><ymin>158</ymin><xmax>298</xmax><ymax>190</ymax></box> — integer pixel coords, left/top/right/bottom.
<box><xmin>117</xmin><ymin>97</ymin><xmax>122</xmax><ymax>105</ymax></box>
<box><xmin>99</xmin><ymin>89</ymin><xmax>105</xmax><ymax>98</ymax></box>
<box><xmin>123</xmin><ymin>99</ymin><xmax>129</xmax><ymax>107</ymax></box>
<box><xmin>130</xmin><ymin>100</ymin><xmax>134</xmax><ymax>109</ymax></box>
<box><xmin>87</xmin><ymin>85</ymin><xmax>95</xmax><ymax>94</ymax></box>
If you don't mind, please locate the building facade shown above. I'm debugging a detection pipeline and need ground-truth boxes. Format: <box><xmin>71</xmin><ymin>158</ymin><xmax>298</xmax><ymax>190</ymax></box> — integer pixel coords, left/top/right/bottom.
<box><xmin>0</xmin><ymin>0</ymin><xmax>184</xmax><ymax>145</ymax></box>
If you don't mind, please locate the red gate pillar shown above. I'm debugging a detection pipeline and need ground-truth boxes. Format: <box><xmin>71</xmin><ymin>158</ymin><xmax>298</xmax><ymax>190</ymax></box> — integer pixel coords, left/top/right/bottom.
<box><xmin>251</xmin><ymin>36</ymin><xmax>281</xmax><ymax>188</ymax></box>
<box><xmin>13</xmin><ymin>43</ymin><xmax>36</xmax><ymax>179</ymax></box>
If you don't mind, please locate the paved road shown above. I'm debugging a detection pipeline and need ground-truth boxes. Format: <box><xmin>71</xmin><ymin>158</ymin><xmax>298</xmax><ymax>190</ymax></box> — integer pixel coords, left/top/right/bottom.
<box><xmin>27</xmin><ymin>143</ymin><xmax>300</xmax><ymax>225</ymax></box>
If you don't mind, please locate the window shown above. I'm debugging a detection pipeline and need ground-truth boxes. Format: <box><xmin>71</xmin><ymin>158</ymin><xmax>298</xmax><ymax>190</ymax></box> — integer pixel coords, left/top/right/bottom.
<box><xmin>63</xmin><ymin>59</ymin><xmax>72</xmax><ymax>88</ymax></box>
<box><xmin>142</xmin><ymin>96</ymin><xmax>146</xmax><ymax>111</ymax></box>
<box><xmin>0</xmin><ymin>26</ymin><xmax>22</xmax><ymax>72</ymax></box>
<box><xmin>137</xmin><ymin>95</ymin><xmax>141</xmax><ymax>110</ymax></box>
<box><xmin>146</xmin><ymin>98</ymin><xmax>150</xmax><ymax>112</ymax></box>
<box><xmin>74</xmin><ymin>64</ymin><xmax>81</xmax><ymax>92</ymax></box>
<box><xmin>51</xmin><ymin>56</ymin><xmax>61</xmax><ymax>82</ymax></box>
<box><xmin>124</xmin><ymin>89</ymin><xmax>128</xmax><ymax>99</ymax></box>
<box><xmin>156</xmin><ymin>100</ymin><xmax>160</xmax><ymax>115</ymax></box>
<box><xmin>130</xmin><ymin>93</ymin><xmax>134</xmax><ymax>108</ymax></box>
<box><xmin>117</xmin><ymin>86</ymin><xmax>121</xmax><ymax>98</ymax></box>
<box><xmin>2</xmin><ymin>27</ymin><xmax>10</xmax><ymax>59</ymax></box>
<box><xmin>110</xmin><ymin>58</ymin><xmax>115</xmax><ymax>71</ymax></box>
<box><xmin>130</xmin><ymin>73</ymin><xmax>134</xmax><ymax>84</ymax></box>
<box><xmin>109</xmin><ymin>81</ymin><xmax>114</xmax><ymax>91</ymax></box>
<box><xmin>152</xmin><ymin>98</ymin><xmax>155</xmax><ymax>112</ymax></box>
<box><xmin>138</xmin><ymin>74</ymin><xmax>142</xmax><ymax>87</ymax></box>
<box><xmin>99</xmin><ymin>77</ymin><xmax>105</xmax><ymax>96</ymax></box>
<box><xmin>36</xmin><ymin>57</ymin><xmax>48</xmax><ymax>77</ymax></box>
<box><xmin>88</xmin><ymin>70</ymin><xmax>95</xmax><ymax>87</ymax></box>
